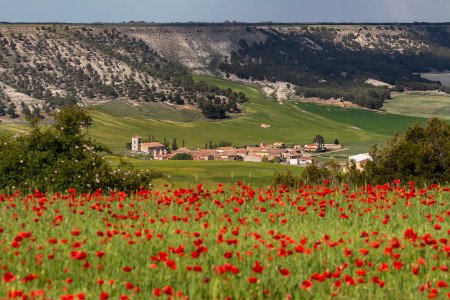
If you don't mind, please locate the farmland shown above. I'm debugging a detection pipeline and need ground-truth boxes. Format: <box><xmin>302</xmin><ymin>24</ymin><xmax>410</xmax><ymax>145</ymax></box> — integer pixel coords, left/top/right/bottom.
<box><xmin>384</xmin><ymin>93</ymin><xmax>450</xmax><ymax>119</ymax></box>
<box><xmin>88</xmin><ymin>76</ymin><xmax>425</xmax><ymax>154</ymax></box>
<box><xmin>88</xmin><ymin>77</ymin><xmax>381</xmax><ymax>152</ymax></box>
<box><xmin>0</xmin><ymin>182</ymin><xmax>448</xmax><ymax>299</ymax></box>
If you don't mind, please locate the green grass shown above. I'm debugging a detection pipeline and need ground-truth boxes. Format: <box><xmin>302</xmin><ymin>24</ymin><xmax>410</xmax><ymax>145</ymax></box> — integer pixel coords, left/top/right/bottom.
<box><xmin>0</xmin><ymin>122</ymin><xmax>30</xmax><ymax>135</ymax></box>
<box><xmin>107</xmin><ymin>156</ymin><xmax>303</xmax><ymax>187</ymax></box>
<box><xmin>89</xmin><ymin>77</ymin><xmax>385</xmax><ymax>152</ymax></box>
<box><xmin>295</xmin><ymin>101</ymin><xmax>427</xmax><ymax>158</ymax></box>
<box><xmin>297</xmin><ymin>102</ymin><xmax>424</xmax><ymax>136</ymax></box>
<box><xmin>94</xmin><ymin>99</ymin><xmax>206</xmax><ymax>122</ymax></box>
<box><xmin>384</xmin><ymin>93</ymin><xmax>450</xmax><ymax>119</ymax></box>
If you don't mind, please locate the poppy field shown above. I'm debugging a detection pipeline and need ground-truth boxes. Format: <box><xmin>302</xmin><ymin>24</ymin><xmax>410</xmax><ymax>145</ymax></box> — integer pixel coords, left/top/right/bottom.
<box><xmin>0</xmin><ymin>181</ymin><xmax>449</xmax><ymax>299</ymax></box>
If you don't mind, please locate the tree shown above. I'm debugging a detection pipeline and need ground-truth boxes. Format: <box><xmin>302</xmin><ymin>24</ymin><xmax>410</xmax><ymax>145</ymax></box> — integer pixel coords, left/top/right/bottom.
<box><xmin>365</xmin><ymin>118</ymin><xmax>450</xmax><ymax>184</ymax></box>
<box><xmin>313</xmin><ymin>135</ymin><xmax>325</xmax><ymax>147</ymax></box>
<box><xmin>6</xmin><ymin>103</ymin><xmax>17</xmax><ymax>118</ymax></box>
<box><xmin>22</xmin><ymin>105</ymin><xmax>32</xmax><ymax>117</ymax></box>
<box><xmin>0</xmin><ymin>106</ymin><xmax>163</xmax><ymax>192</ymax></box>
<box><xmin>171</xmin><ymin>138</ymin><xmax>178</xmax><ymax>151</ymax></box>
<box><xmin>0</xmin><ymin>101</ymin><xmax>6</xmax><ymax>116</ymax></box>
<box><xmin>334</xmin><ymin>139</ymin><xmax>340</xmax><ymax>145</ymax></box>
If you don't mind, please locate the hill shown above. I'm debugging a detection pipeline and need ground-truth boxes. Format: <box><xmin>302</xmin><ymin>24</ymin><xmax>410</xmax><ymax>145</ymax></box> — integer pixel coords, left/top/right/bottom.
<box><xmin>1</xmin><ymin>23</ymin><xmax>450</xmax><ymax>120</ymax></box>
<box><xmin>86</xmin><ymin>77</ymin><xmax>425</xmax><ymax>156</ymax></box>
<box><xmin>0</xmin><ymin>25</ymin><xmax>249</xmax><ymax>121</ymax></box>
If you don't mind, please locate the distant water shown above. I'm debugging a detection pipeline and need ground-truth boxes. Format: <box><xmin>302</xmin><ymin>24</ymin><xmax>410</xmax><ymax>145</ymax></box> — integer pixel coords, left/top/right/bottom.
<box><xmin>421</xmin><ymin>72</ymin><xmax>450</xmax><ymax>87</ymax></box>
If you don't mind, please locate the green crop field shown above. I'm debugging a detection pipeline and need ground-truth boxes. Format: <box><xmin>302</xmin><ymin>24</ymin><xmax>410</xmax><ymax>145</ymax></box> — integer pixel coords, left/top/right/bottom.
<box><xmin>384</xmin><ymin>93</ymin><xmax>450</xmax><ymax>119</ymax></box>
<box><xmin>107</xmin><ymin>156</ymin><xmax>303</xmax><ymax>187</ymax></box>
<box><xmin>297</xmin><ymin>102</ymin><xmax>424</xmax><ymax>136</ymax></box>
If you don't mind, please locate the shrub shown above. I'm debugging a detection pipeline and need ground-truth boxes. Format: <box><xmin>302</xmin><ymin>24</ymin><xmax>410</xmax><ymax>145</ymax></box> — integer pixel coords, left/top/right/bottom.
<box><xmin>365</xmin><ymin>118</ymin><xmax>450</xmax><ymax>184</ymax></box>
<box><xmin>271</xmin><ymin>170</ymin><xmax>300</xmax><ymax>188</ymax></box>
<box><xmin>172</xmin><ymin>153</ymin><xmax>193</xmax><ymax>160</ymax></box>
<box><xmin>0</xmin><ymin>107</ymin><xmax>163</xmax><ymax>192</ymax></box>
<box><xmin>300</xmin><ymin>161</ymin><xmax>334</xmax><ymax>185</ymax></box>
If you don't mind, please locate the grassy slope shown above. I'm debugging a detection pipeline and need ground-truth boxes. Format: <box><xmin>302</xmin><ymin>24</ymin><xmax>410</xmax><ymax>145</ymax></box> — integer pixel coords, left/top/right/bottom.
<box><xmin>297</xmin><ymin>102</ymin><xmax>424</xmax><ymax>136</ymax></box>
<box><xmin>90</xmin><ymin>77</ymin><xmax>384</xmax><ymax>151</ymax></box>
<box><xmin>94</xmin><ymin>99</ymin><xmax>206</xmax><ymax>122</ymax></box>
<box><xmin>384</xmin><ymin>93</ymin><xmax>450</xmax><ymax>119</ymax></box>
<box><xmin>296</xmin><ymin>102</ymin><xmax>427</xmax><ymax>158</ymax></box>
<box><xmin>0</xmin><ymin>123</ymin><xmax>30</xmax><ymax>135</ymax></box>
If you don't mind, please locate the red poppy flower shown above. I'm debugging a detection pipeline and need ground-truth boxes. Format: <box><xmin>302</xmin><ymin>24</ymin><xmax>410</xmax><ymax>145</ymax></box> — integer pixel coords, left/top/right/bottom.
<box><xmin>301</xmin><ymin>280</ymin><xmax>312</xmax><ymax>290</ymax></box>
<box><xmin>252</xmin><ymin>261</ymin><xmax>264</xmax><ymax>273</ymax></box>
<box><xmin>70</xmin><ymin>251</ymin><xmax>87</xmax><ymax>260</ymax></box>
<box><xmin>162</xmin><ymin>286</ymin><xmax>174</xmax><ymax>296</ymax></box>
<box><xmin>3</xmin><ymin>272</ymin><xmax>17</xmax><ymax>283</ymax></box>
<box><xmin>248</xmin><ymin>277</ymin><xmax>258</xmax><ymax>283</ymax></box>
<box><xmin>122</xmin><ymin>266</ymin><xmax>133</xmax><ymax>272</ymax></box>
<box><xmin>279</xmin><ymin>268</ymin><xmax>290</xmax><ymax>277</ymax></box>
<box><xmin>125</xmin><ymin>282</ymin><xmax>135</xmax><ymax>290</ymax></box>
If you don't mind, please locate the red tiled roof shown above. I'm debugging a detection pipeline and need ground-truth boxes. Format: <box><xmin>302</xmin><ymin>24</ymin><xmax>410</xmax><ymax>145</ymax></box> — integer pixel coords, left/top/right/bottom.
<box><xmin>141</xmin><ymin>142</ymin><xmax>165</xmax><ymax>148</ymax></box>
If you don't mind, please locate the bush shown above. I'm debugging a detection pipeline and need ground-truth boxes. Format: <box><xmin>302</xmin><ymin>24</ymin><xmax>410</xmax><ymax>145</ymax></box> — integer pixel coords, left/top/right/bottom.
<box><xmin>365</xmin><ymin>118</ymin><xmax>450</xmax><ymax>185</ymax></box>
<box><xmin>300</xmin><ymin>161</ymin><xmax>334</xmax><ymax>185</ymax></box>
<box><xmin>271</xmin><ymin>170</ymin><xmax>300</xmax><ymax>188</ymax></box>
<box><xmin>172</xmin><ymin>153</ymin><xmax>193</xmax><ymax>160</ymax></box>
<box><xmin>0</xmin><ymin>107</ymin><xmax>163</xmax><ymax>192</ymax></box>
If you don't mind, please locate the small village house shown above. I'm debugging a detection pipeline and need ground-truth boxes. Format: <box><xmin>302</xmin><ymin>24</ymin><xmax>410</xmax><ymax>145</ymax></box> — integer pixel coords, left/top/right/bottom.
<box><xmin>348</xmin><ymin>153</ymin><xmax>373</xmax><ymax>171</ymax></box>
<box><xmin>324</xmin><ymin>143</ymin><xmax>342</xmax><ymax>151</ymax></box>
<box><xmin>304</xmin><ymin>143</ymin><xmax>320</xmax><ymax>152</ymax></box>
<box><xmin>131</xmin><ymin>136</ymin><xmax>167</xmax><ymax>159</ymax></box>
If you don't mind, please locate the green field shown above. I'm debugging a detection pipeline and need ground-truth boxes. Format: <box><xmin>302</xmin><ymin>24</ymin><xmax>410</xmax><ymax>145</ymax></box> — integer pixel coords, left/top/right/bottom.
<box><xmin>94</xmin><ymin>99</ymin><xmax>206</xmax><ymax>122</ymax></box>
<box><xmin>88</xmin><ymin>77</ymin><xmax>386</xmax><ymax>152</ymax></box>
<box><xmin>297</xmin><ymin>102</ymin><xmax>424</xmax><ymax>136</ymax></box>
<box><xmin>296</xmin><ymin>102</ymin><xmax>427</xmax><ymax>158</ymax></box>
<box><xmin>384</xmin><ymin>93</ymin><xmax>450</xmax><ymax>119</ymax></box>
<box><xmin>0</xmin><ymin>122</ymin><xmax>31</xmax><ymax>135</ymax></box>
<box><xmin>108</xmin><ymin>156</ymin><xmax>303</xmax><ymax>187</ymax></box>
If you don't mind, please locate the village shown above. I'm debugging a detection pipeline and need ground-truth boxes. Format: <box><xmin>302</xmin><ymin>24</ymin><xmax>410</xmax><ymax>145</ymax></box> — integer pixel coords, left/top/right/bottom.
<box><xmin>130</xmin><ymin>135</ymin><xmax>373</xmax><ymax>166</ymax></box>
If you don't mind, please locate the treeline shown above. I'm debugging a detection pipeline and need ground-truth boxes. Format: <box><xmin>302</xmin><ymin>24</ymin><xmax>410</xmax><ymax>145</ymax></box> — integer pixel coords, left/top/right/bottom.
<box><xmin>296</xmin><ymin>85</ymin><xmax>390</xmax><ymax>109</ymax></box>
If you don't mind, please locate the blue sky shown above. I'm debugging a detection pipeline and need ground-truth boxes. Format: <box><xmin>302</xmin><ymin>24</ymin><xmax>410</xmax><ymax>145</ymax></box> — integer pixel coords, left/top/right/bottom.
<box><xmin>0</xmin><ymin>0</ymin><xmax>449</xmax><ymax>23</ymax></box>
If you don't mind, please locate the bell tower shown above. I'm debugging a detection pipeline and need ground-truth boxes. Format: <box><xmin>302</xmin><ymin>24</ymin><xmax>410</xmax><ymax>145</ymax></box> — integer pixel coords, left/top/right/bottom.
<box><xmin>132</xmin><ymin>136</ymin><xmax>141</xmax><ymax>152</ymax></box>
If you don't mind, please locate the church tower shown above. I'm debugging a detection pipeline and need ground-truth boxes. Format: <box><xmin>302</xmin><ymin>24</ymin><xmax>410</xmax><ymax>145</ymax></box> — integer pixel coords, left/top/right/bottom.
<box><xmin>132</xmin><ymin>136</ymin><xmax>141</xmax><ymax>152</ymax></box>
